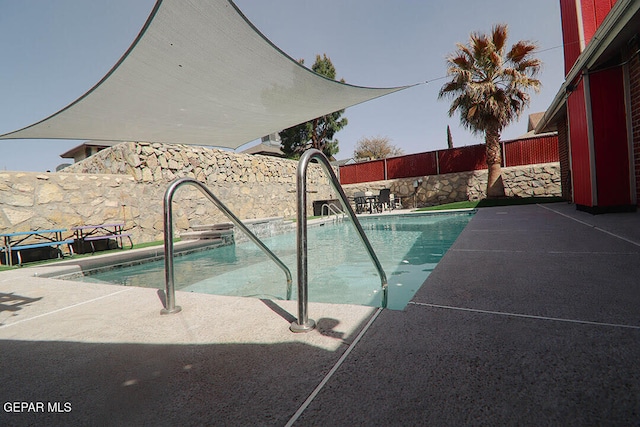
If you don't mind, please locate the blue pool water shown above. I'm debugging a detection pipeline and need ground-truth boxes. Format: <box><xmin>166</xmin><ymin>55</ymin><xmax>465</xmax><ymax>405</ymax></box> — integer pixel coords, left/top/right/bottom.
<box><xmin>74</xmin><ymin>212</ymin><xmax>473</xmax><ymax>310</ymax></box>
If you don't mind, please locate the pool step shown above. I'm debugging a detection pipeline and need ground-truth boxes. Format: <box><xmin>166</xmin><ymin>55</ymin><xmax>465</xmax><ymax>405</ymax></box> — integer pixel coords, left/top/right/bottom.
<box><xmin>191</xmin><ymin>223</ymin><xmax>234</xmax><ymax>232</ymax></box>
<box><xmin>181</xmin><ymin>223</ymin><xmax>235</xmax><ymax>241</ymax></box>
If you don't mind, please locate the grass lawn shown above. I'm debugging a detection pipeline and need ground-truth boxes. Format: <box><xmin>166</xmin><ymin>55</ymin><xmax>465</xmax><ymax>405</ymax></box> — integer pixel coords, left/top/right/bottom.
<box><xmin>414</xmin><ymin>196</ymin><xmax>566</xmax><ymax>211</ymax></box>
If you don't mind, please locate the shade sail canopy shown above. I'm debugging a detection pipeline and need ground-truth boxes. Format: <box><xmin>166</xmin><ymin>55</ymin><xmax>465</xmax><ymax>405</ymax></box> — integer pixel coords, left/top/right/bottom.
<box><xmin>0</xmin><ymin>0</ymin><xmax>410</xmax><ymax>149</ymax></box>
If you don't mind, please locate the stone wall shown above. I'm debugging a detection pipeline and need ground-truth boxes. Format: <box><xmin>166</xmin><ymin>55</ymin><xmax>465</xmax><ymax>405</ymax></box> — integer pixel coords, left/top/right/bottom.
<box><xmin>0</xmin><ymin>142</ymin><xmax>336</xmax><ymax>243</ymax></box>
<box><xmin>0</xmin><ymin>141</ymin><xmax>560</xmax><ymax>244</ymax></box>
<box><xmin>342</xmin><ymin>162</ymin><xmax>561</xmax><ymax>208</ymax></box>
<box><xmin>0</xmin><ymin>171</ymin><xmax>141</xmax><ymax>234</ymax></box>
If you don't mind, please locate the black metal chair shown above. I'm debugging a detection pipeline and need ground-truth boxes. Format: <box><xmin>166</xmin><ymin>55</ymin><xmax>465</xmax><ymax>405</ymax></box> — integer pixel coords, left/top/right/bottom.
<box><xmin>377</xmin><ymin>189</ymin><xmax>391</xmax><ymax>212</ymax></box>
<box><xmin>390</xmin><ymin>193</ymin><xmax>401</xmax><ymax>210</ymax></box>
<box><xmin>353</xmin><ymin>191</ymin><xmax>367</xmax><ymax>214</ymax></box>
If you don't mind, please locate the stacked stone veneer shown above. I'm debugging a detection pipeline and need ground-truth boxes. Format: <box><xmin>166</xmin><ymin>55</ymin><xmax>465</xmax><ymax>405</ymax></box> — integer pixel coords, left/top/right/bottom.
<box><xmin>0</xmin><ymin>142</ymin><xmax>335</xmax><ymax>243</ymax></box>
<box><xmin>0</xmin><ymin>141</ymin><xmax>561</xmax><ymax>244</ymax></box>
<box><xmin>342</xmin><ymin>162</ymin><xmax>561</xmax><ymax>207</ymax></box>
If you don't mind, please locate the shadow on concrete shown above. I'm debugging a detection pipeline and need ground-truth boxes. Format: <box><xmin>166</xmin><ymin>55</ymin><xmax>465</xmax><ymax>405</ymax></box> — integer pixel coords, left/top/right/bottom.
<box><xmin>0</xmin><ymin>292</ymin><xmax>42</xmax><ymax>315</ymax></box>
<box><xmin>261</xmin><ymin>298</ymin><xmax>296</xmax><ymax>323</ymax></box>
<box><xmin>0</xmin><ymin>293</ymin><xmax>378</xmax><ymax>426</ymax></box>
<box><xmin>0</xmin><ymin>339</ymin><xmax>337</xmax><ymax>426</ymax></box>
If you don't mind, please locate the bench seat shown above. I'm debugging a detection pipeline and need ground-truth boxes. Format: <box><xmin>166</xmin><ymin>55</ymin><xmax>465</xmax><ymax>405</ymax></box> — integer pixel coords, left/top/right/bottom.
<box><xmin>83</xmin><ymin>233</ymin><xmax>132</xmax><ymax>242</ymax></box>
<box><xmin>77</xmin><ymin>232</ymin><xmax>133</xmax><ymax>253</ymax></box>
<box><xmin>1</xmin><ymin>239</ymin><xmax>75</xmax><ymax>265</ymax></box>
<box><xmin>5</xmin><ymin>239</ymin><xmax>76</xmax><ymax>251</ymax></box>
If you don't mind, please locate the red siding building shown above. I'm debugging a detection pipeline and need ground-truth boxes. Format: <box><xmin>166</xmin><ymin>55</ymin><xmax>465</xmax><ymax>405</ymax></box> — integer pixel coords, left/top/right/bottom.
<box><xmin>538</xmin><ymin>0</ymin><xmax>640</xmax><ymax>212</ymax></box>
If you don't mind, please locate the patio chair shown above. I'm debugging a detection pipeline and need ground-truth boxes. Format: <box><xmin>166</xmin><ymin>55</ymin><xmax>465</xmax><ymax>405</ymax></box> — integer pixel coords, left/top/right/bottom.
<box><xmin>364</xmin><ymin>191</ymin><xmax>375</xmax><ymax>213</ymax></box>
<box><xmin>353</xmin><ymin>191</ymin><xmax>367</xmax><ymax>214</ymax></box>
<box><xmin>377</xmin><ymin>189</ymin><xmax>391</xmax><ymax>212</ymax></box>
<box><xmin>390</xmin><ymin>193</ymin><xmax>402</xmax><ymax>210</ymax></box>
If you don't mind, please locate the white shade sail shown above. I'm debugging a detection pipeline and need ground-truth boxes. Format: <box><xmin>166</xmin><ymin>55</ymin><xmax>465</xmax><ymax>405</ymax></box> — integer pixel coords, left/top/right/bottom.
<box><xmin>0</xmin><ymin>0</ymin><xmax>411</xmax><ymax>149</ymax></box>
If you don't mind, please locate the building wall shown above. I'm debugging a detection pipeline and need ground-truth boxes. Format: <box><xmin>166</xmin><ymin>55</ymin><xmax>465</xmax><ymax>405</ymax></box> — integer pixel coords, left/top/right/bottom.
<box><xmin>590</xmin><ymin>66</ymin><xmax>631</xmax><ymax>206</ymax></box>
<box><xmin>629</xmin><ymin>37</ymin><xmax>640</xmax><ymax>205</ymax></box>
<box><xmin>580</xmin><ymin>0</ymin><xmax>617</xmax><ymax>45</ymax></box>
<box><xmin>567</xmin><ymin>80</ymin><xmax>594</xmax><ymax>206</ymax></box>
<box><xmin>559</xmin><ymin>0</ymin><xmax>635</xmax><ymax>210</ymax></box>
<box><xmin>560</xmin><ymin>0</ymin><xmax>585</xmax><ymax>74</ymax></box>
<box><xmin>557</xmin><ymin>117</ymin><xmax>573</xmax><ymax>201</ymax></box>
<box><xmin>560</xmin><ymin>0</ymin><xmax>618</xmax><ymax>74</ymax></box>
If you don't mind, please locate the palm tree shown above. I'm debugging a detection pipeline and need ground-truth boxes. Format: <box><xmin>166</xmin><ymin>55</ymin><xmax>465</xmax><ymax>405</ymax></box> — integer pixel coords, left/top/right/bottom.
<box><xmin>439</xmin><ymin>24</ymin><xmax>541</xmax><ymax>197</ymax></box>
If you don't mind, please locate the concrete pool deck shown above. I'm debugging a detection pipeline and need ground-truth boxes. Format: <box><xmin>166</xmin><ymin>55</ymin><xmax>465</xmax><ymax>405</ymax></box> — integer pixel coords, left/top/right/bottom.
<box><xmin>1</xmin><ymin>202</ymin><xmax>639</xmax><ymax>425</ymax></box>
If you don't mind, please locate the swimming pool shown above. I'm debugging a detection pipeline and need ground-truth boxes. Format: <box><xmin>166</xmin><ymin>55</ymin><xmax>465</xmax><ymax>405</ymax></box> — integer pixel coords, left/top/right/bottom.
<box><xmin>73</xmin><ymin>212</ymin><xmax>473</xmax><ymax>310</ymax></box>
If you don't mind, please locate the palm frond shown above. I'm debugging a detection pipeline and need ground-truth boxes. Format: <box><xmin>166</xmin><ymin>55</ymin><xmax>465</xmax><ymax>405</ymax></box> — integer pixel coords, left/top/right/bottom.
<box><xmin>456</xmin><ymin>43</ymin><xmax>473</xmax><ymax>59</ymax></box>
<box><xmin>471</xmin><ymin>33</ymin><xmax>490</xmax><ymax>60</ymax></box>
<box><xmin>450</xmin><ymin>55</ymin><xmax>471</xmax><ymax>71</ymax></box>
<box><xmin>489</xmin><ymin>51</ymin><xmax>502</xmax><ymax>69</ymax></box>
<box><xmin>491</xmin><ymin>24</ymin><xmax>508</xmax><ymax>53</ymax></box>
<box><xmin>515</xmin><ymin>59</ymin><xmax>542</xmax><ymax>75</ymax></box>
<box><xmin>507</xmin><ymin>41</ymin><xmax>537</xmax><ymax>63</ymax></box>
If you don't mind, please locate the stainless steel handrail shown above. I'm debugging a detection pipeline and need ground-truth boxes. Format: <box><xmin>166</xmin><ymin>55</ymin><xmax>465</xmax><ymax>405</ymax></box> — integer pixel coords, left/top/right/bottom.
<box><xmin>291</xmin><ymin>149</ymin><xmax>388</xmax><ymax>332</ymax></box>
<box><xmin>321</xmin><ymin>203</ymin><xmax>345</xmax><ymax>222</ymax></box>
<box><xmin>162</xmin><ymin>177</ymin><xmax>293</xmax><ymax>315</ymax></box>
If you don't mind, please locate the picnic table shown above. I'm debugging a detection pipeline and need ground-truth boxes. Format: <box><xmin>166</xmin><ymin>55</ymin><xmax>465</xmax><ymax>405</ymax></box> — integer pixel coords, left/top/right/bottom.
<box><xmin>0</xmin><ymin>229</ymin><xmax>75</xmax><ymax>266</ymax></box>
<box><xmin>71</xmin><ymin>223</ymin><xmax>133</xmax><ymax>254</ymax></box>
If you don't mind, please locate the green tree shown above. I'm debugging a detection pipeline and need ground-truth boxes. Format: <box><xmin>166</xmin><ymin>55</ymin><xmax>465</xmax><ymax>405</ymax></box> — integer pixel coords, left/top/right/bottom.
<box><xmin>354</xmin><ymin>136</ymin><xmax>403</xmax><ymax>160</ymax></box>
<box><xmin>438</xmin><ymin>24</ymin><xmax>541</xmax><ymax>197</ymax></box>
<box><xmin>281</xmin><ymin>54</ymin><xmax>347</xmax><ymax>159</ymax></box>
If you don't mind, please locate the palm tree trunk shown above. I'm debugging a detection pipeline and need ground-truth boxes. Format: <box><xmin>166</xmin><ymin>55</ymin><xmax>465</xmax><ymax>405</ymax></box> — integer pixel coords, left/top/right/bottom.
<box><xmin>485</xmin><ymin>128</ymin><xmax>505</xmax><ymax>198</ymax></box>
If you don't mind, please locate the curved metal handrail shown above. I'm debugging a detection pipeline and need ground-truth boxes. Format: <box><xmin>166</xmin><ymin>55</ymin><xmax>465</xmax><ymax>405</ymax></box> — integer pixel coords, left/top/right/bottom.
<box><xmin>321</xmin><ymin>203</ymin><xmax>345</xmax><ymax>222</ymax></box>
<box><xmin>291</xmin><ymin>149</ymin><xmax>388</xmax><ymax>332</ymax></box>
<box><xmin>161</xmin><ymin>177</ymin><xmax>293</xmax><ymax>315</ymax></box>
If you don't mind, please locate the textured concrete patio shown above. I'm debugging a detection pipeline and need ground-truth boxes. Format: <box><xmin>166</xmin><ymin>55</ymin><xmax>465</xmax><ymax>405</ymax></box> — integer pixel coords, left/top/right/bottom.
<box><xmin>1</xmin><ymin>202</ymin><xmax>639</xmax><ymax>426</ymax></box>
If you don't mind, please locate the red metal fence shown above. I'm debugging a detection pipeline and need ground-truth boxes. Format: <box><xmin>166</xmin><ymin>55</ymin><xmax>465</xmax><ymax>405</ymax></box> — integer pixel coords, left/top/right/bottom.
<box><xmin>387</xmin><ymin>152</ymin><xmax>437</xmax><ymax>179</ymax></box>
<box><xmin>438</xmin><ymin>144</ymin><xmax>486</xmax><ymax>174</ymax></box>
<box><xmin>339</xmin><ymin>134</ymin><xmax>559</xmax><ymax>185</ymax></box>
<box><xmin>503</xmin><ymin>135</ymin><xmax>559</xmax><ymax>167</ymax></box>
<box><xmin>338</xmin><ymin>159</ymin><xmax>385</xmax><ymax>184</ymax></box>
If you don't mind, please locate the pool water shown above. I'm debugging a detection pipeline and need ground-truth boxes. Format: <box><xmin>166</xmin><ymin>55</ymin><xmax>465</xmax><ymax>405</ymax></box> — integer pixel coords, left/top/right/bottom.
<box><xmin>74</xmin><ymin>212</ymin><xmax>473</xmax><ymax>310</ymax></box>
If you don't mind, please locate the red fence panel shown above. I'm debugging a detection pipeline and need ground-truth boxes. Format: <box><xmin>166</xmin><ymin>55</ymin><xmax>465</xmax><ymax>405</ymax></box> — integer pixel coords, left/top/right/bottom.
<box><xmin>338</xmin><ymin>164</ymin><xmax>358</xmax><ymax>185</ymax></box>
<box><xmin>386</xmin><ymin>152</ymin><xmax>437</xmax><ymax>179</ymax></box>
<box><xmin>503</xmin><ymin>135</ymin><xmax>559</xmax><ymax>166</ymax></box>
<box><xmin>338</xmin><ymin>134</ymin><xmax>559</xmax><ymax>185</ymax></box>
<box><xmin>339</xmin><ymin>160</ymin><xmax>385</xmax><ymax>184</ymax></box>
<box><xmin>438</xmin><ymin>145</ymin><xmax>486</xmax><ymax>174</ymax></box>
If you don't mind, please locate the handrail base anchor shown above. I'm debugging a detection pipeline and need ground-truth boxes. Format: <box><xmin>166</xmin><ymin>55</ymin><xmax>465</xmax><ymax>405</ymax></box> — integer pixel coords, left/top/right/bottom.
<box><xmin>290</xmin><ymin>319</ymin><xmax>316</xmax><ymax>333</ymax></box>
<box><xmin>160</xmin><ymin>306</ymin><xmax>182</xmax><ymax>315</ymax></box>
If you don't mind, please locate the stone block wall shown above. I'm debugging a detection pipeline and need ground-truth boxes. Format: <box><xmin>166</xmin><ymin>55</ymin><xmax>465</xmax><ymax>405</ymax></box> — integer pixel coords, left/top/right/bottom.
<box><xmin>342</xmin><ymin>162</ymin><xmax>561</xmax><ymax>208</ymax></box>
<box><xmin>0</xmin><ymin>142</ymin><xmax>336</xmax><ymax>243</ymax></box>
<box><xmin>0</xmin><ymin>171</ymin><xmax>147</xmax><ymax>239</ymax></box>
<box><xmin>0</xmin><ymin>140</ymin><xmax>560</xmax><ymax>245</ymax></box>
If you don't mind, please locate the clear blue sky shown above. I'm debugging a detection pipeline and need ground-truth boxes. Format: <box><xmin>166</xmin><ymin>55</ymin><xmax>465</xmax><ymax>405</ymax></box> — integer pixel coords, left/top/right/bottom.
<box><xmin>0</xmin><ymin>0</ymin><xmax>564</xmax><ymax>172</ymax></box>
